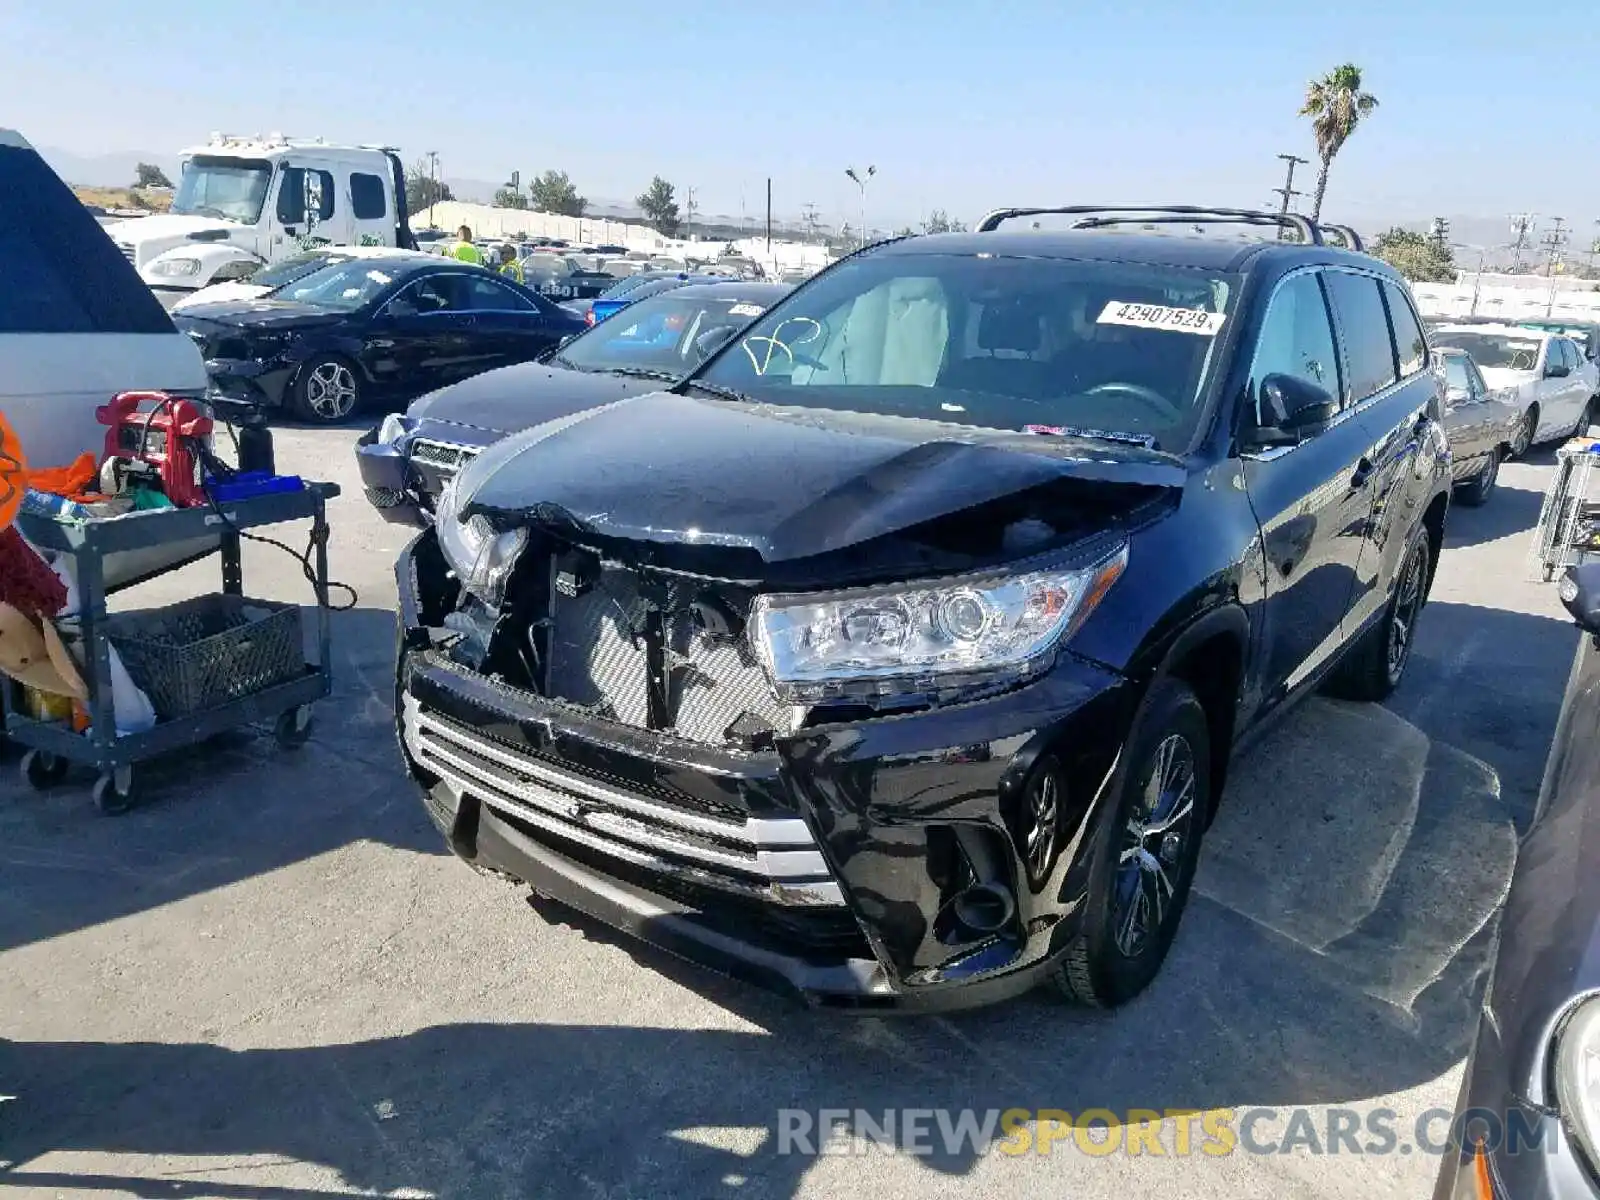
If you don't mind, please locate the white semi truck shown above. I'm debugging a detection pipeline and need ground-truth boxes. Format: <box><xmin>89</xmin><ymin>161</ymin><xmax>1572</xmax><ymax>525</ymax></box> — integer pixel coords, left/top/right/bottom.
<box><xmin>103</xmin><ymin>133</ymin><xmax>417</xmax><ymax>306</ymax></box>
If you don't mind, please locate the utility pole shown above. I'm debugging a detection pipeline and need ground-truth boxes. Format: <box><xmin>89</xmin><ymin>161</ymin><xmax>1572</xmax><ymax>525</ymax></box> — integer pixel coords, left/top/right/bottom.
<box><xmin>801</xmin><ymin>204</ymin><xmax>820</xmax><ymax>243</ymax></box>
<box><xmin>1272</xmin><ymin>154</ymin><xmax>1308</xmax><ymax>239</ymax></box>
<box><xmin>683</xmin><ymin>186</ymin><xmax>698</xmax><ymax>240</ymax></box>
<box><xmin>1541</xmin><ymin>217</ymin><xmax>1570</xmax><ymax>317</ymax></box>
<box><xmin>766</xmin><ymin>178</ymin><xmax>772</xmax><ymax>252</ymax></box>
<box><xmin>1508</xmin><ymin>213</ymin><xmax>1536</xmax><ymax>274</ymax></box>
<box><xmin>426</xmin><ymin>150</ymin><xmax>440</xmax><ymax>228</ymax></box>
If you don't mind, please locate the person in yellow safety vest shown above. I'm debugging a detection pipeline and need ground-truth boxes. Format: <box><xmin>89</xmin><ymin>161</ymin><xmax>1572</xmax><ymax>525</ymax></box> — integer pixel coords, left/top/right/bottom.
<box><xmin>450</xmin><ymin>225</ymin><xmax>483</xmax><ymax>265</ymax></box>
<box><xmin>496</xmin><ymin>243</ymin><xmax>524</xmax><ymax>284</ymax></box>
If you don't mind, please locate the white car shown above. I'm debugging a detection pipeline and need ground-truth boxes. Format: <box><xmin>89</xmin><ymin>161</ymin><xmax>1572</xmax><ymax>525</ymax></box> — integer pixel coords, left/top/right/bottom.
<box><xmin>170</xmin><ymin>244</ymin><xmax>432</xmax><ymax>311</ymax></box>
<box><xmin>1431</xmin><ymin>323</ymin><xmax>1600</xmax><ymax>455</ymax></box>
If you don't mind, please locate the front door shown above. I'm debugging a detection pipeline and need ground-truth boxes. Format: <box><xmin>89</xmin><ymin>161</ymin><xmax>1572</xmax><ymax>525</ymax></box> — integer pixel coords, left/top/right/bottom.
<box><xmin>358</xmin><ymin>275</ymin><xmax>473</xmax><ymax>400</ymax></box>
<box><xmin>1239</xmin><ymin>269</ymin><xmax>1375</xmax><ymax>705</ymax></box>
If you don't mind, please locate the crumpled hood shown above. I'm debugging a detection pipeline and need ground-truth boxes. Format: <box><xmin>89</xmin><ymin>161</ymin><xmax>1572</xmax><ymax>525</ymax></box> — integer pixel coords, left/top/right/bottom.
<box><xmin>172</xmin><ymin>298</ymin><xmax>345</xmax><ymax>332</ymax></box>
<box><xmin>103</xmin><ymin>212</ymin><xmax>238</xmax><ymax>246</ymax></box>
<box><xmin>461</xmin><ymin>391</ymin><xmax>1184</xmax><ymax>564</ymax></box>
<box><xmin>408</xmin><ymin>362</ymin><xmax>667</xmax><ymax>436</ymax></box>
<box><xmin>1477</xmin><ymin>366</ymin><xmax>1536</xmax><ymax>394</ymax></box>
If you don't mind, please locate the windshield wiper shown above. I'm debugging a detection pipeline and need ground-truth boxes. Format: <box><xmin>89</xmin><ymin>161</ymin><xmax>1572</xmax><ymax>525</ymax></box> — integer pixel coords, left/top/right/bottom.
<box><xmin>1023</xmin><ymin>424</ymin><xmax>1158</xmax><ymax>449</ymax></box>
<box><xmin>685</xmin><ymin>379</ymin><xmax>757</xmax><ymax>403</ymax></box>
<box><xmin>604</xmin><ymin>366</ymin><xmax>678</xmax><ymax>381</ymax></box>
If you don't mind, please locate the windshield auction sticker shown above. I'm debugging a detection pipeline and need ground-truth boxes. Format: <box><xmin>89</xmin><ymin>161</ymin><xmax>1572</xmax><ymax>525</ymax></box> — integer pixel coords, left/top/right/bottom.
<box><xmin>1097</xmin><ymin>301</ymin><xmax>1225</xmax><ymax>335</ymax></box>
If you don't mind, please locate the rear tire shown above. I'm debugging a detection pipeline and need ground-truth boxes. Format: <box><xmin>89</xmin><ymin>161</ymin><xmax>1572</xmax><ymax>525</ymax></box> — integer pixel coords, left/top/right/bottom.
<box><xmin>1050</xmin><ymin>677</ymin><xmax>1210</xmax><ymax>1008</ymax></box>
<box><xmin>1325</xmin><ymin>529</ymin><xmax>1432</xmax><ymax>702</ymax></box>
<box><xmin>1455</xmin><ymin>447</ymin><xmax>1499</xmax><ymax>508</ymax></box>
<box><xmin>291</xmin><ymin>356</ymin><xmax>362</xmax><ymax>425</ymax></box>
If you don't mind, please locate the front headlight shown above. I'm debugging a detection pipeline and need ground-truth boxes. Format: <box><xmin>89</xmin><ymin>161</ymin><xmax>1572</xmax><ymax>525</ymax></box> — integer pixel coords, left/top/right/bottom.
<box><xmin>434</xmin><ymin>474</ymin><xmax>529</xmax><ymax>608</ymax></box>
<box><xmin>378</xmin><ymin>413</ymin><xmax>413</xmax><ymax>446</ymax></box>
<box><xmin>751</xmin><ymin>544</ymin><xmax>1128</xmax><ymax>702</ymax></box>
<box><xmin>1555</xmin><ymin>996</ymin><xmax>1600</xmax><ymax>1168</ymax></box>
<box><xmin>149</xmin><ymin>257</ymin><xmax>202</xmax><ymax>278</ymax></box>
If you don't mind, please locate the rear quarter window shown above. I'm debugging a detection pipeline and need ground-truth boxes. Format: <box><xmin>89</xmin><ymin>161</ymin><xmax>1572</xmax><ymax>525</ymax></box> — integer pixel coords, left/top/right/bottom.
<box><xmin>0</xmin><ymin>143</ymin><xmax>175</xmax><ymax>335</ymax></box>
<box><xmin>1381</xmin><ymin>279</ymin><xmax>1428</xmax><ymax>376</ymax></box>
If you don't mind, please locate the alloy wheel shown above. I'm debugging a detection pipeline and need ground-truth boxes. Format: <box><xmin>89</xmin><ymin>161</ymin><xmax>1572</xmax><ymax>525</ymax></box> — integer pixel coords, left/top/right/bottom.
<box><xmin>1023</xmin><ymin>769</ymin><xmax>1061</xmax><ymax>885</ymax></box>
<box><xmin>1512</xmin><ymin>411</ymin><xmax>1535</xmax><ymax>458</ymax></box>
<box><xmin>1111</xmin><ymin>733</ymin><xmax>1197</xmax><ymax>958</ymax></box>
<box><xmin>306</xmin><ymin>361</ymin><xmax>358</xmax><ymax>421</ymax></box>
<box><xmin>1386</xmin><ymin>544</ymin><xmax>1427</xmax><ymax>682</ymax></box>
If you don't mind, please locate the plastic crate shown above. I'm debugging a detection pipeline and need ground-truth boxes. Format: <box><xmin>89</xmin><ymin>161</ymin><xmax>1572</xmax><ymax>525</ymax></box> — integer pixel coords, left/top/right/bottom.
<box><xmin>102</xmin><ymin>594</ymin><xmax>303</xmax><ymax>720</ymax></box>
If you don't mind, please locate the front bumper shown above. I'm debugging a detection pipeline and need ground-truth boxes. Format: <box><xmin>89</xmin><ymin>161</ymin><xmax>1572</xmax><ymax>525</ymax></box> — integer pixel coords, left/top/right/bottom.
<box><xmin>395</xmin><ymin>533</ymin><xmax>1137</xmax><ymax>1010</ymax></box>
<box><xmin>355</xmin><ymin>425</ymin><xmax>489</xmax><ymax>528</ymax></box>
<box><xmin>204</xmin><ymin>356</ymin><xmax>294</xmax><ymax>410</ymax></box>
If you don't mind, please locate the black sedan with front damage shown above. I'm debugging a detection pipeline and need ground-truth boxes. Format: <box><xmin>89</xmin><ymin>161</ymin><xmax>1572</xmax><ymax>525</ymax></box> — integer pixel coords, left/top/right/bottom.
<box><xmin>174</xmin><ymin>255</ymin><xmax>583</xmax><ymax>424</ymax></box>
<box><xmin>394</xmin><ymin>206</ymin><xmax>1454</xmax><ymax>1011</ymax></box>
<box><xmin>357</xmin><ymin>281</ymin><xmax>790</xmax><ymax>525</ymax></box>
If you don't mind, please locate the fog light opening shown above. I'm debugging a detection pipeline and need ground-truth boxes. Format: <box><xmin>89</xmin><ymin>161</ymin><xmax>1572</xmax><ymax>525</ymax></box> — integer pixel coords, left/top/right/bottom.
<box><xmin>951</xmin><ymin>882</ymin><xmax>1016</xmax><ymax>936</ymax></box>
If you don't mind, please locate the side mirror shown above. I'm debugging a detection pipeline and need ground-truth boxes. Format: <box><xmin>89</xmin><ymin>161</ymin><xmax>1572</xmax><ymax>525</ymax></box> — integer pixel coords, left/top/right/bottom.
<box><xmin>1560</xmin><ymin>563</ymin><xmax>1600</xmax><ymax>634</ymax></box>
<box><xmin>1546</xmin><ymin>361</ymin><xmax>1571</xmax><ymax>379</ymax></box>
<box><xmin>1247</xmin><ymin>373</ymin><xmax>1338</xmax><ymax>447</ymax></box>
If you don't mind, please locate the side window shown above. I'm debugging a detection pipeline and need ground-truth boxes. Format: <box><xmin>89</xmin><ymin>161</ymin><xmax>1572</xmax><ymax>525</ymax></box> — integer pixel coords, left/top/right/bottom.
<box><xmin>1560</xmin><ymin>340</ymin><xmax>1579</xmax><ymax>372</ymax></box>
<box><xmin>276</xmin><ymin>167</ymin><xmax>335</xmax><ymax>223</ymax></box>
<box><xmin>1438</xmin><ymin>354</ymin><xmax>1472</xmax><ymax>404</ymax></box>
<box><xmin>398</xmin><ymin>276</ymin><xmax>460</xmax><ymax>313</ymax></box>
<box><xmin>1324</xmin><ymin>271</ymin><xmax>1398</xmax><ymax>403</ymax></box>
<box><xmin>464</xmin><ymin>277</ymin><xmax>534</xmax><ymax>311</ymax></box>
<box><xmin>1382</xmin><ymin>280</ymin><xmax>1427</xmax><ymax>376</ymax></box>
<box><xmin>350</xmin><ymin>173</ymin><xmax>387</xmax><ymax>220</ymax></box>
<box><xmin>310</xmin><ymin>170</ymin><xmax>335</xmax><ymax>220</ymax></box>
<box><xmin>1248</xmin><ymin>272</ymin><xmax>1341</xmax><ymax>421</ymax></box>
<box><xmin>1468</xmin><ymin>360</ymin><xmax>1489</xmax><ymax>400</ymax></box>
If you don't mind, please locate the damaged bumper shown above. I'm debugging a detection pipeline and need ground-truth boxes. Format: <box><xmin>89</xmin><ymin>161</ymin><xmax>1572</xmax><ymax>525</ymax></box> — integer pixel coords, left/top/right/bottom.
<box><xmin>395</xmin><ymin>534</ymin><xmax>1138</xmax><ymax>1011</ymax></box>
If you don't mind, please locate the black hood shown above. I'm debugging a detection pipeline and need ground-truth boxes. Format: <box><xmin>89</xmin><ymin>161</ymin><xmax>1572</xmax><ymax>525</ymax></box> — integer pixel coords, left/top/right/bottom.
<box><xmin>173</xmin><ymin>298</ymin><xmax>348</xmax><ymax>332</ymax></box>
<box><xmin>409</xmin><ymin>362</ymin><xmax>667</xmax><ymax>437</ymax></box>
<box><xmin>462</xmin><ymin>391</ymin><xmax>1184</xmax><ymax>569</ymax></box>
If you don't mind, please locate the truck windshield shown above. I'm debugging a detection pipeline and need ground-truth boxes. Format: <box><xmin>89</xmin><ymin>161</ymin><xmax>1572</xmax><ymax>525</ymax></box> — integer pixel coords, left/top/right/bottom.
<box><xmin>694</xmin><ymin>251</ymin><xmax>1235</xmax><ymax>450</ymax></box>
<box><xmin>172</xmin><ymin>156</ymin><xmax>273</xmax><ymax>224</ymax></box>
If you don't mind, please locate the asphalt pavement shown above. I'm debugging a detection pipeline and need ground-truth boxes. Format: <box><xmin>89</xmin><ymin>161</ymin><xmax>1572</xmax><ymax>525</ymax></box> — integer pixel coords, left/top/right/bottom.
<box><xmin>0</xmin><ymin>431</ymin><xmax>1577</xmax><ymax>1200</ymax></box>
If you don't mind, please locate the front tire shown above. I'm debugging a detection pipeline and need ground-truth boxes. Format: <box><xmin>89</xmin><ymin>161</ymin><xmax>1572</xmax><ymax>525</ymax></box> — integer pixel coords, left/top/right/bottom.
<box><xmin>291</xmin><ymin>356</ymin><xmax>362</xmax><ymax>424</ymax></box>
<box><xmin>1325</xmin><ymin>529</ymin><xmax>1432</xmax><ymax>702</ymax></box>
<box><xmin>1510</xmin><ymin>407</ymin><xmax>1537</xmax><ymax>458</ymax></box>
<box><xmin>1455</xmin><ymin>446</ymin><xmax>1499</xmax><ymax>508</ymax></box>
<box><xmin>1051</xmin><ymin>677</ymin><xmax>1210</xmax><ymax>1008</ymax></box>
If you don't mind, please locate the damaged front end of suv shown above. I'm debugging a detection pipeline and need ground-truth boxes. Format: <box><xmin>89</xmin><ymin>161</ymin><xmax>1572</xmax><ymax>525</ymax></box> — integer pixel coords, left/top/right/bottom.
<box><xmin>395</xmin><ymin>389</ymin><xmax>1190</xmax><ymax>1010</ymax></box>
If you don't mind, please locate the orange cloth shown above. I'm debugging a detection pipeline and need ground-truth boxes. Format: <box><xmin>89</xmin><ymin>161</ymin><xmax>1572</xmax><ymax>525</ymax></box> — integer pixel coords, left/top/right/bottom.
<box><xmin>27</xmin><ymin>452</ymin><xmax>100</xmax><ymax>503</ymax></box>
<box><xmin>0</xmin><ymin>412</ymin><xmax>23</xmax><ymax>531</ymax></box>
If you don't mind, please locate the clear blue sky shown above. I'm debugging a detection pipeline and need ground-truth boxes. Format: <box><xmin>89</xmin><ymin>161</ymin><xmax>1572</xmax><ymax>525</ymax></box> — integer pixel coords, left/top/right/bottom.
<box><xmin>5</xmin><ymin>0</ymin><xmax>1595</xmax><ymax>232</ymax></box>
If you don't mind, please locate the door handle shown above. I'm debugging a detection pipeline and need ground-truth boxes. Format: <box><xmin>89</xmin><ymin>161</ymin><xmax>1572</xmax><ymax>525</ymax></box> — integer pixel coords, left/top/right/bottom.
<box><xmin>1350</xmin><ymin>457</ymin><xmax>1375</xmax><ymax>488</ymax></box>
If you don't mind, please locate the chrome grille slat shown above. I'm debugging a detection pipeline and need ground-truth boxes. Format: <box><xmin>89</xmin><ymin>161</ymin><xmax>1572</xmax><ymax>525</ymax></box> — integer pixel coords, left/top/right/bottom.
<box><xmin>403</xmin><ymin>695</ymin><xmax>843</xmax><ymax>907</ymax></box>
<box><xmin>409</xmin><ymin>439</ymin><xmax>480</xmax><ymax>473</ymax></box>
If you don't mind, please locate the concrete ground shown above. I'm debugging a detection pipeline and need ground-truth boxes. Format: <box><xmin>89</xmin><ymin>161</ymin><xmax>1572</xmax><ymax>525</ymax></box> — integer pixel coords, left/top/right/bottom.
<box><xmin>0</xmin><ymin>431</ymin><xmax>1575</xmax><ymax>1200</ymax></box>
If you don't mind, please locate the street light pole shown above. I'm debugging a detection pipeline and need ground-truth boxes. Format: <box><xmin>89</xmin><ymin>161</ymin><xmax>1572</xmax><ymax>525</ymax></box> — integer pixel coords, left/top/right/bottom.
<box><xmin>845</xmin><ymin>165</ymin><xmax>875</xmax><ymax>250</ymax></box>
<box><xmin>426</xmin><ymin>151</ymin><xmax>439</xmax><ymax>229</ymax></box>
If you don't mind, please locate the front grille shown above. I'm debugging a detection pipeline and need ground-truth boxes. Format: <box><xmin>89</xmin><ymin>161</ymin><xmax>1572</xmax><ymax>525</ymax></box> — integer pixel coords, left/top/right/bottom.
<box><xmin>545</xmin><ymin>566</ymin><xmax>796</xmax><ymax>746</ymax></box>
<box><xmin>410</xmin><ymin>439</ymin><xmax>480</xmax><ymax>473</ymax></box>
<box><xmin>365</xmin><ymin>486</ymin><xmax>406</xmax><ymax>509</ymax></box>
<box><xmin>117</xmin><ymin>242</ymin><xmax>136</xmax><ymax>265</ymax></box>
<box><xmin>402</xmin><ymin>694</ymin><xmax>843</xmax><ymax>907</ymax></box>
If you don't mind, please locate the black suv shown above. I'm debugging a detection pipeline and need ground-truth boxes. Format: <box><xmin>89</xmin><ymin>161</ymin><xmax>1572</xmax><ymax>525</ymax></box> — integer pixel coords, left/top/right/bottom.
<box><xmin>393</xmin><ymin>205</ymin><xmax>1452</xmax><ymax>1011</ymax></box>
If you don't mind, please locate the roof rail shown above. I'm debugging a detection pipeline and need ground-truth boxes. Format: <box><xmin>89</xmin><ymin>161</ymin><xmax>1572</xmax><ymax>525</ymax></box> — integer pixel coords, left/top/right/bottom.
<box><xmin>1323</xmin><ymin>224</ymin><xmax>1364</xmax><ymax>252</ymax></box>
<box><xmin>975</xmin><ymin>206</ymin><xmax>1365</xmax><ymax>250</ymax></box>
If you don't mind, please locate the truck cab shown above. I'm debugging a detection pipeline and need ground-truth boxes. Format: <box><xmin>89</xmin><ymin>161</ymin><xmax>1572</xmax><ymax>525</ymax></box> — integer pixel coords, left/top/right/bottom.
<box><xmin>103</xmin><ymin>133</ymin><xmax>415</xmax><ymax>306</ymax></box>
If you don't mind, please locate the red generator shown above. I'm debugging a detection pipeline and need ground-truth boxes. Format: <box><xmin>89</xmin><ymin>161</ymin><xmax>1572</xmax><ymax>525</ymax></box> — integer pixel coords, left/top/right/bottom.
<box><xmin>96</xmin><ymin>392</ymin><xmax>214</xmax><ymax>509</ymax></box>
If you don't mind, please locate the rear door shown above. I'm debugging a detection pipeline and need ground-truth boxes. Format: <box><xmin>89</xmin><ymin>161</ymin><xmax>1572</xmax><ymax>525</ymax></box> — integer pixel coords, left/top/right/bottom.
<box><xmin>1239</xmin><ymin>268</ymin><xmax>1377</xmax><ymax>702</ymax></box>
<box><xmin>1334</xmin><ymin>272</ymin><xmax>1439</xmax><ymax>638</ymax></box>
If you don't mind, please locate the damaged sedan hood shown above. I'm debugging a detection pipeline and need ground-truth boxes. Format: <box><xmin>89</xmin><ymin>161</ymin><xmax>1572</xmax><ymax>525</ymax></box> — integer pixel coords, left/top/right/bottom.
<box><xmin>462</xmin><ymin>392</ymin><xmax>1184</xmax><ymax>565</ymax></box>
<box><xmin>407</xmin><ymin>361</ymin><xmax>667</xmax><ymax>436</ymax></box>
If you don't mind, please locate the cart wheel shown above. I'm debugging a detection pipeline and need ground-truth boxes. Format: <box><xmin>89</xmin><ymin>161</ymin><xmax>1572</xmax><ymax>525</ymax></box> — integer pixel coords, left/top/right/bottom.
<box><xmin>274</xmin><ymin>705</ymin><xmax>314</xmax><ymax>749</ymax></box>
<box><xmin>21</xmin><ymin>749</ymin><xmax>69</xmax><ymax>791</ymax></box>
<box><xmin>92</xmin><ymin>767</ymin><xmax>138</xmax><ymax>816</ymax></box>
<box><xmin>1545</xmin><ymin>565</ymin><xmax>1557</xmax><ymax>583</ymax></box>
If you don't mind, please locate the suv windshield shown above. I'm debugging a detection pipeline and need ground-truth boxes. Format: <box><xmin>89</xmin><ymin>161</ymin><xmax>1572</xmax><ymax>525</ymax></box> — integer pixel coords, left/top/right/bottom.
<box><xmin>1433</xmin><ymin>331</ymin><xmax>1543</xmax><ymax>371</ymax></box>
<box><xmin>694</xmin><ymin>251</ymin><xmax>1234</xmax><ymax>448</ymax></box>
<box><xmin>273</xmin><ymin>260</ymin><xmax>399</xmax><ymax>311</ymax></box>
<box><xmin>557</xmin><ymin>293</ymin><xmax>770</xmax><ymax>377</ymax></box>
<box><xmin>171</xmin><ymin>156</ymin><xmax>273</xmax><ymax>224</ymax></box>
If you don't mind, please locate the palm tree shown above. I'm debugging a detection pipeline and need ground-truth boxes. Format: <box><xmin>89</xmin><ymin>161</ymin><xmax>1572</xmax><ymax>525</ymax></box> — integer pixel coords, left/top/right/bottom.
<box><xmin>1299</xmin><ymin>64</ymin><xmax>1378</xmax><ymax>224</ymax></box>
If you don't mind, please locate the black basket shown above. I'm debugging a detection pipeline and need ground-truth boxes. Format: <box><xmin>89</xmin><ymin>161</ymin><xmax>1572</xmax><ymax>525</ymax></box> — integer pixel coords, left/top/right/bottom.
<box><xmin>102</xmin><ymin>594</ymin><xmax>304</xmax><ymax>721</ymax></box>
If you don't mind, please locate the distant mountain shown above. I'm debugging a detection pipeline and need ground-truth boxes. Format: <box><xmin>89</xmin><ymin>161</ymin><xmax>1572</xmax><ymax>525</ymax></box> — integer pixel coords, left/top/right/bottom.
<box><xmin>38</xmin><ymin>146</ymin><xmax>180</xmax><ymax>188</ymax></box>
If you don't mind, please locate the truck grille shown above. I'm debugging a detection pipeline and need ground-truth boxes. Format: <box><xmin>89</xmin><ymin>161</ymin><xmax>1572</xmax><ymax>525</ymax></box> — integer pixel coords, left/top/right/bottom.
<box><xmin>401</xmin><ymin>695</ymin><xmax>843</xmax><ymax>907</ymax></box>
<box><xmin>545</xmin><ymin>566</ymin><xmax>797</xmax><ymax>746</ymax></box>
<box><xmin>117</xmin><ymin>242</ymin><xmax>136</xmax><ymax>265</ymax></box>
<box><xmin>410</xmin><ymin>439</ymin><xmax>479</xmax><ymax>474</ymax></box>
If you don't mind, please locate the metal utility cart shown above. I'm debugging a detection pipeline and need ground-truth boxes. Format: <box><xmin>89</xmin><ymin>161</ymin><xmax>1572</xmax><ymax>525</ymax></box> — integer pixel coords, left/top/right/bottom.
<box><xmin>1531</xmin><ymin>437</ymin><xmax>1600</xmax><ymax>582</ymax></box>
<box><xmin>1</xmin><ymin>483</ymin><xmax>340</xmax><ymax>812</ymax></box>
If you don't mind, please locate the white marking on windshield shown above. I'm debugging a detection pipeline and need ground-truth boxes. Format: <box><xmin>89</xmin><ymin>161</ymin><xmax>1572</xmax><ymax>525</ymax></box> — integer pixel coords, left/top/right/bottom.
<box><xmin>1096</xmin><ymin>301</ymin><xmax>1224</xmax><ymax>335</ymax></box>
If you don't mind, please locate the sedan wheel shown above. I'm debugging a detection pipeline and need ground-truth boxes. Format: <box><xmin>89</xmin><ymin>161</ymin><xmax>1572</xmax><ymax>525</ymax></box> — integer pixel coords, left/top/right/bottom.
<box><xmin>1510</xmin><ymin>409</ymin><xmax>1535</xmax><ymax>458</ymax></box>
<box><xmin>294</xmin><ymin>357</ymin><xmax>361</xmax><ymax>424</ymax></box>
